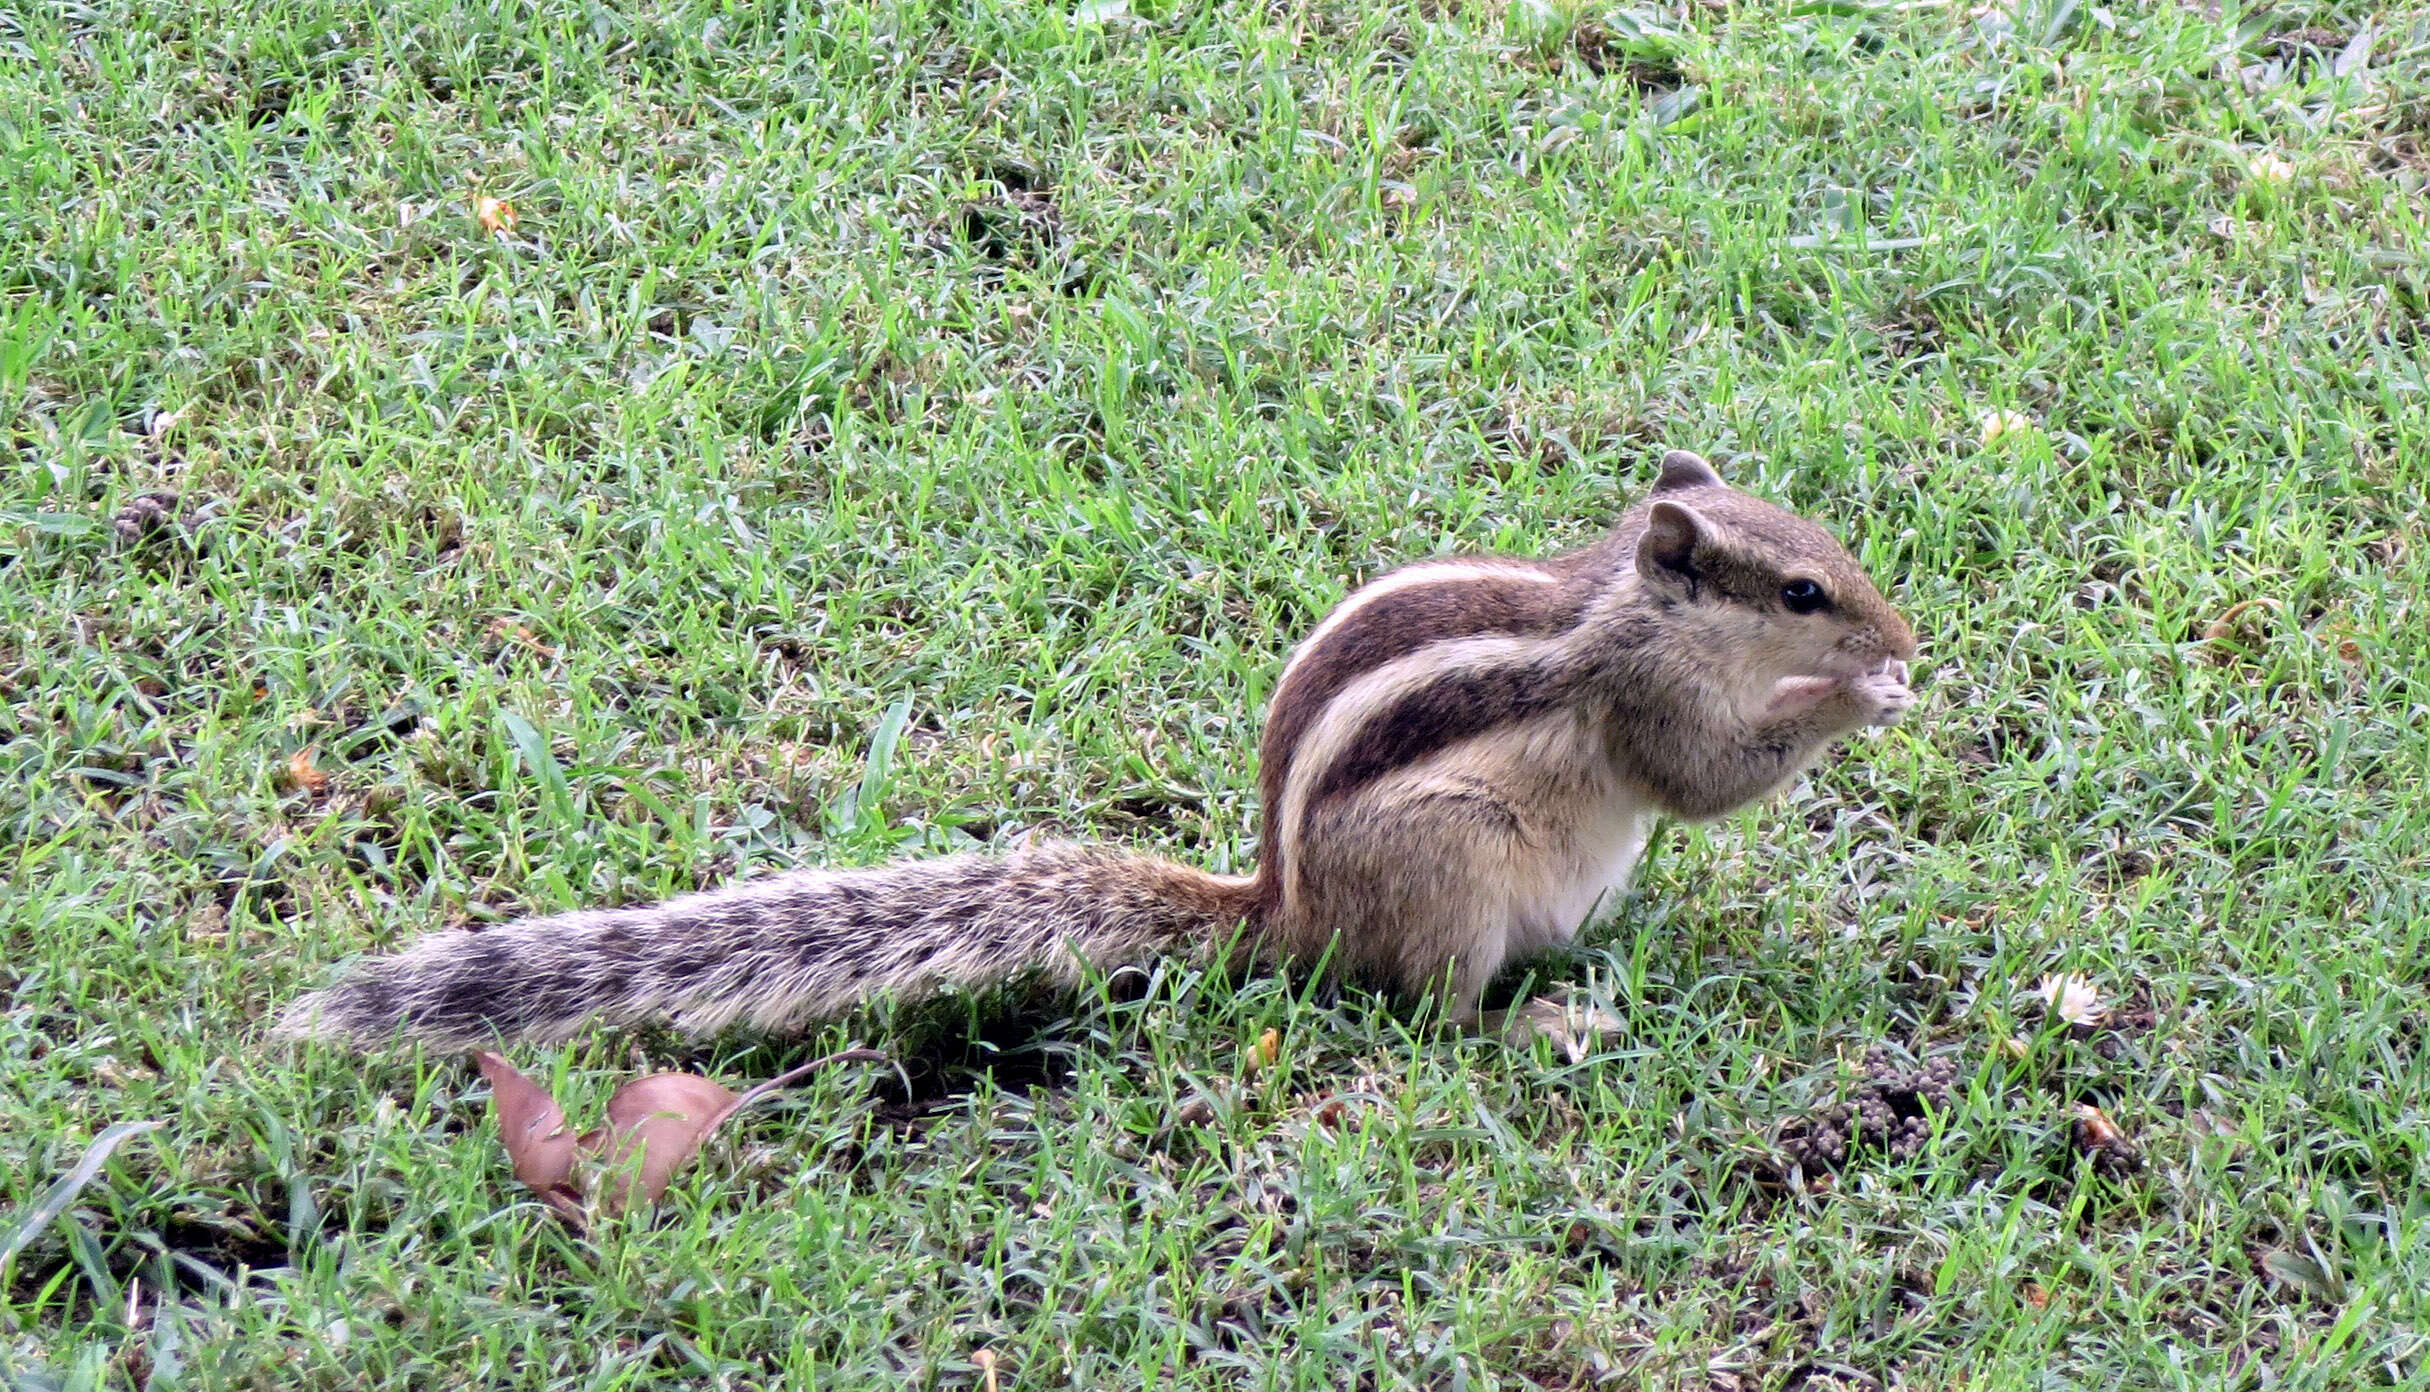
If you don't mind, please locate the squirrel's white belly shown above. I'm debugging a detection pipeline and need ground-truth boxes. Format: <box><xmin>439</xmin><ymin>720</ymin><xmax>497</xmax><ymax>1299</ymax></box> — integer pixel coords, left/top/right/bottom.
<box><xmin>1380</xmin><ymin>709</ymin><xmax>1658</xmax><ymax>962</ymax></box>
<box><xmin>1514</xmin><ymin>790</ymin><xmax>1655</xmax><ymax>956</ymax></box>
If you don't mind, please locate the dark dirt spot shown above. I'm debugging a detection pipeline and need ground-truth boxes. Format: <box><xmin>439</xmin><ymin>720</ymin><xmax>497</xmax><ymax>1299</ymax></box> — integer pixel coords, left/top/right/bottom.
<box><xmin>951</xmin><ymin>188</ymin><xmax>1062</xmax><ymax>268</ymax></box>
<box><xmin>1777</xmin><ymin>1048</ymin><xmax>1959</xmax><ymax>1175</ymax></box>
<box><xmin>335</xmin><ymin>704</ymin><xmax>426</xmax><ymax>758</ymax></box>
<box><xmin>2261</xmin><ymin>27</ymin><xmax>2361</xmax><ymax>78</ymax></box>
<box><xmin>2085</xmin><ymin>843</ymin><xmax>2158</xmax><ymax>890</ymax></box>
<box><xmin>848</xmin><ymin>996</ymin><xmax>1079</xmax><ymax>1131</ymax></box>
<box><xmin>245</xmin><ymin>81</ymin><xmax>294</xmax><ymax>128</ymax></box>
<box><xmin>9</xmin><ymin>1200</ymin><xmax>301</xmax><ymax>1317</ymax></box>
<box><xmin>1567</xmin><ymin>22</ymin><xmax>1683</xmax><ymax>91</ymax></box>
<box><xmin>155</xmin><ymin>1213</ymin><xmax>294</xmax><ymax>1285</ymax></box>
<box><xmin>645</xmin><ymin>301</ymin><xmax>704</xmax><ymax>340</ymax></box>
<box><xmin>1958</xmin><ymin>712</ymin><xmax>2034</xmax><ymax>768</ymax></box>
<box><xmin>1105</xmin><ymin>792</ymin><xmax>1203</xmax><ymax>833</ymax></box>
<box><xmin>976</xmin><ymin>159</ymin><xmax>1043</xmax><ymax>193</ymax></box>
<box><xmin>111</xmin><ymin>491</ymin><xmax>185</xmax><ymax>546</ymax></box>
<box><xmin>585</xmin><ymin>1015</ymin><xmax>1075</xmax><ymax>1163</ymax></box>
<box><xmin>790</xmin><ymin>411</ymin><xmax>835</xmax><ymax>458</ymax></box>
<box><xmin>1876</xmin><ymin>293</ymin><xmax>1943</xmax><ymax>360</ymax></box>
<box><xmin>1779</xmin><ymin>1363</ymin><xmax>1887</xmax><ymax>1392</ymax></box>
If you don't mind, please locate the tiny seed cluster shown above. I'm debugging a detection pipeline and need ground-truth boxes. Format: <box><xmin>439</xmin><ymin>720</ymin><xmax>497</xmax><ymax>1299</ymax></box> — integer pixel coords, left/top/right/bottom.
<box><xmin>1783</xmin><ymin>1049</ymin><xmax>1962</xmax><ymax>1172</ymax></box>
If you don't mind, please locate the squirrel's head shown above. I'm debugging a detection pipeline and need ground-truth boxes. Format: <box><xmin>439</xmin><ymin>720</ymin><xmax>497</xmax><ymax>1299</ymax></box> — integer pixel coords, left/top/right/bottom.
<box><xmin>1624</xmin><ymin>450</ymin><xmax>1917</xmax><ymax>694</ymax></box>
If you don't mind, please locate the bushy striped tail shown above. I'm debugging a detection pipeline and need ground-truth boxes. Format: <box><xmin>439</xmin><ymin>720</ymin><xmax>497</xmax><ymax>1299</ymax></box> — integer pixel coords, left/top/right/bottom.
<box><xmin>274</xmin><ymin>845</ymin><xmax>1258</xmax><ymax>1051</ymax></box>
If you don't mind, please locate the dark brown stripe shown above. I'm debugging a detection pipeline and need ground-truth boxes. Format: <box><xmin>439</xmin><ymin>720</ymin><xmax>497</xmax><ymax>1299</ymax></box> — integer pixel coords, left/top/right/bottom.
<box><xmin>1255</xmin><ymin>570</ymin><xmax>1579</xmax><ymax>827</ymax></box>
<box><xmin>1304</xmin><ymin>654</ymin><xmax>1573</xmax><ymax>806</ymax></box>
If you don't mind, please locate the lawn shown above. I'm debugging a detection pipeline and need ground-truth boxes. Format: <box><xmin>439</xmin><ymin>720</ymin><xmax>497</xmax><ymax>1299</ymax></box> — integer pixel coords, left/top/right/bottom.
<box><xmin>5</xmin><ymin>0</ymin><xmax>2428</xmax><ymax>1385</ymax></box>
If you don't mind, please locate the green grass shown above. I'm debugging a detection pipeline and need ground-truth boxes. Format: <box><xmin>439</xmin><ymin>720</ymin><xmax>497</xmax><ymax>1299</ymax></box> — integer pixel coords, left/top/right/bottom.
<box><xmin>5</xmin><ymin>0</ymin><xmax>2429</xmax><ymax>1384</ymax></box>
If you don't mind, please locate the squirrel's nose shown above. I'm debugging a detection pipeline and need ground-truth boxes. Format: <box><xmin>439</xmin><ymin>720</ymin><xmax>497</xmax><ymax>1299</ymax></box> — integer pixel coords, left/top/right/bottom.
<box><xmin>1880</xmin><ymin>611</ymin><xmax>1919</xmax><ymax>664</ymax></box>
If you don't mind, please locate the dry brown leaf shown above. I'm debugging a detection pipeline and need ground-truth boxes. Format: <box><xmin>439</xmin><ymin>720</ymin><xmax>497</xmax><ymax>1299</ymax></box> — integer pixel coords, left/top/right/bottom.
<box><xmin>2200</xmin><ymin>597</ymin><xmax>2281</xmax><ymax>662</ymax></box>
<box><xmin>473</xmin><ymin>1051</ymin><xmax>583</xmax><ymax>1220</ymax></box>
<box><xmin>483</xmin><ymin>617</ymin><xmax>558</xmax><ymax>658</ymax></box>
<box><xmin>285</xmin><ymin>745</ymin><xmax>331</xmax><ymax>793</ymax></box>
<box><xmin>585</xmin><ymin>1048</ymin><xmax>884</xmax><ymax>1215</ymax></box>
<box><xmin>1245</xmin><ymin>1027</ymin><xmax>1281</xmax><ymax>1073</ymax></box>
<box><xmin>2073</xmin><ymin>1102</ymin><xmax>2125</xmax><ymax>1149</ymax></box>
<box><xmin>474</xmin><ymin>1048</ymin><xmax>885</xmax><ymax>1222</ymax></box>
<box><xmin>1978</xmin><ymin>408</ymin><xmax>2035</xmax><ymax>445</ymax></box>
<box><xmin>475</xmin><ymin>196</ymin><xmax>517</xmax><ymax>236</ymax></box>
<box><xmin>1503</xmin><ymin>997</ymin><xmax>1623</xmax><ymax>1062</ymax></box>
<box><xmin>2070</xmin><ymin>1101</ymin><xmax>2143</xmax><ymax>1176</ymax></box>
<box><xmin>2259</xmin><ymin>1245</ymin><xmax>2344</xmax><ymax>1302</ymax></box>
<box><xmin>2024</xmin><ymin>1284</ymin><xmax>2050</xmax><ymax>1310</ymax></box>
<box><xmin>585</xmin><ymin>1073</ymin><xmax>739</xmax><ymax>1215</ymax></box>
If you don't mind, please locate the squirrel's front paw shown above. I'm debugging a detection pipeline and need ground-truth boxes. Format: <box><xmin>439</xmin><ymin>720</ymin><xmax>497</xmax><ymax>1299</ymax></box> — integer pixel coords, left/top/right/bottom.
<box><xmin>1848</xmin><ymin>661</ymin><xmax>1914</xmax><ymax>727</ymax></box>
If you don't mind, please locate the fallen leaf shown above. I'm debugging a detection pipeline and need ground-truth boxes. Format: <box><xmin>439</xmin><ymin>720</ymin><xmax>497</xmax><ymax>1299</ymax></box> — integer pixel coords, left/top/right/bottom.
<box><xmin>2070</xmin><ymin>1102</ymin><xmax>2141</xmax><ymax>1175</ymax></box>
<box><xmin>475</xmin><ymin>1048</ymin><xmax>886</xmax><ymax>1222</ymax></box>
<box><xmin>585</xmin><ymin>1073</ymin><xmax>739</xmax><ymax>1215</ymax></box>
<box><xmin>474</xmin><ymin>196</ymin><xmax>517</xmax><ymax>236</ymax></box>
<box><xmin>483</xmin><ymin>617</ymin><xmax>558</xmax><ymax>658</ymax></box>
<box><xmin>2034</xmin><ymin>973</ymin><xmax>2103</xmax><ymax>1027</ymax></box>
<box><xmin>1978</xmin><ymin>409</ymin><xmax>2034</xmax><ymax>446</ymax></box>
<box><xmin>1246</xmin><ymin>1027</ymin><xmax>1281</xmax><ymax>1073</ymax></box>
<box><xmin>184</xmin><ymin>904</ymin><xmax>228</xmax><ymax>943</ymax></box>
<box><xmin>2024</xmin><ymin>1284</ymin><xmax>2050</xmax><ymax>1310</ymax></box>
<box><xmin>285</xmin><ymin>745</ymin><xmax>331</xmax><ymax>793</ymax></box>
<box><xmin>2073</xmin><ymin>1102</ymin><xmax>2123</xmax><ymax>1148</ymax></box>
<box><xmin>586</xmin><ymin>1048</ymin><xmax>885</xmax><ymax>1215</ymax></box>
<box><xmin>2245</xmin><ymin>152</ymin><xmax>2295</xmax><ymax>185</ymax></box>
<box><xmin>2259</xmin><ymin>1245</ymin><xmax>2345</xmax><ymax>1302</ymax></box>
<box><xmin>92</xmin><ymin>1058</ymin><xmax>158</xmax><ymax>1088</ymax></box>
<box><xmin>1504</xmin><ymin>997</ymin><xmax>1624</xmax><ymax>1063</ymax></box>
<box><xmin>2200</xmin><ymin>597</ymin><xmax>2281</xmax><ymax>661</ymax></box>
<box><xmin>473</xmin><ymin>1052</ymin><xmax>583</xmax><ymax>1220</ymax></box>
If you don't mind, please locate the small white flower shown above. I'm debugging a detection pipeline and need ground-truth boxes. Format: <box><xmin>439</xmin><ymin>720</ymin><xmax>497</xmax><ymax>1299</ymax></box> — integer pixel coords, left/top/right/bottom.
<box><xmin>2247</xmin><ymin>153</ymin><xmax>2295</xmax><ymax>185</ymax></box>
<box><xmin>2034</xmin><ymin>973</ymin><xmax>2104</xmax><ymax>1027</ymax></box>
<box><xmin>1978</xmin><ymin>409</ymin><xmax>2035</xmax><ymax>446</ymax></box>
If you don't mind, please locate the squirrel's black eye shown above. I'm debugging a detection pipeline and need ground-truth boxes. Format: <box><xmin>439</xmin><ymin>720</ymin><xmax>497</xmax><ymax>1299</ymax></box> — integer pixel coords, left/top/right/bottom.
<box><xmin>1781</xmin><ymin>579</ymin><xmax>1829</xmax><ymax>614</ymax></box>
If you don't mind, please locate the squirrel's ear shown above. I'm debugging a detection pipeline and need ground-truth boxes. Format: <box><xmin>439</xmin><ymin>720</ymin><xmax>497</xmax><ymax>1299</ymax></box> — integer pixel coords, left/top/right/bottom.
<box><xmin>1653</xmin><ymin>450</ymin><xmax>1724</xmax><ymax>494</ymax></box>
<box><xmin>1636</xmin><ymin>500</ymin><xmax>1706</xmax><ymax>585</ymax></box>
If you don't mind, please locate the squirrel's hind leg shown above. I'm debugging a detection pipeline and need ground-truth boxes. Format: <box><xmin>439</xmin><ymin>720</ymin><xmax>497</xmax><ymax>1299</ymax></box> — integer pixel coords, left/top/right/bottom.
<box><xmin>1280</xmin><ymin>777</ymin><xmax>1536</xmax><ymax>1022</ymax></box>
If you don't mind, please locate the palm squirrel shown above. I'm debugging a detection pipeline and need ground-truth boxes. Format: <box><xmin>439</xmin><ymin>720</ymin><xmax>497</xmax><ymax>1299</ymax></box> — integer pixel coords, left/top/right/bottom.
<box><xmin>277</xmin><ymin>450</ymin><xmax>1917</xmax><ymax>1049</ymax></box>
